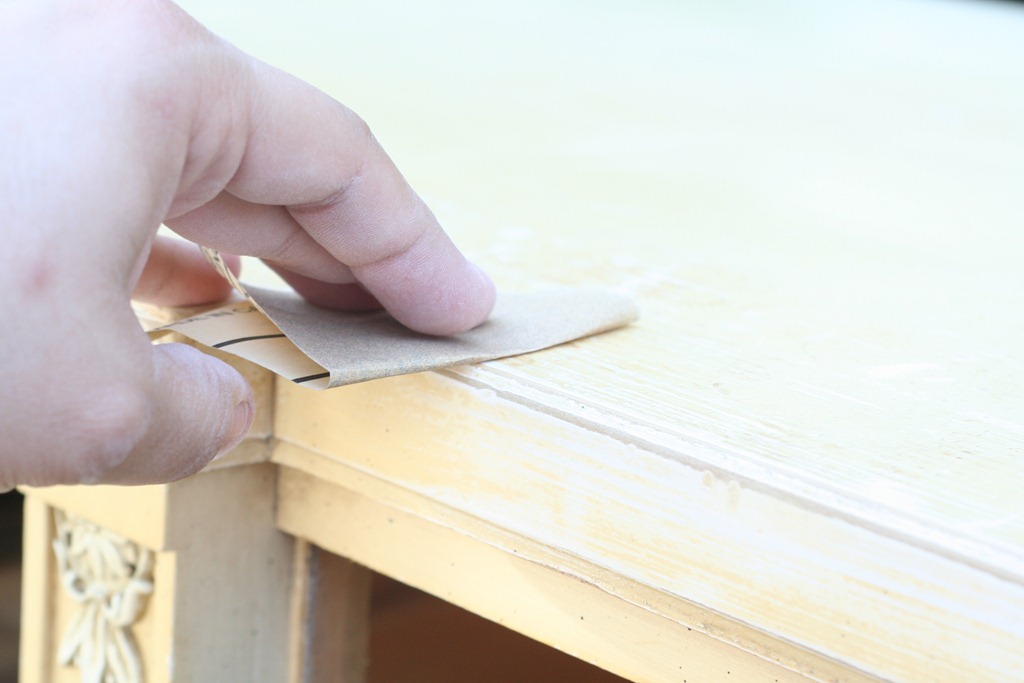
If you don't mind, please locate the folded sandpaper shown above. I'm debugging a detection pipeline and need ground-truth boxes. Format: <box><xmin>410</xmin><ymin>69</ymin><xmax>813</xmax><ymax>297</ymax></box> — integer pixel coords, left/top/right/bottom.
<box><xmin>153</xmin><ymin>250</ymin><xmax>638</xmax><ymax>389</ymax></box>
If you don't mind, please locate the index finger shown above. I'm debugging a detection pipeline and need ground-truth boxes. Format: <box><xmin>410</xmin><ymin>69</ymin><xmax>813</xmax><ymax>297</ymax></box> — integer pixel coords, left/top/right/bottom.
<box><xmin>210</xmin><ymin>57</ymin><xmax>495</xmax><ymax>335</ymax></box>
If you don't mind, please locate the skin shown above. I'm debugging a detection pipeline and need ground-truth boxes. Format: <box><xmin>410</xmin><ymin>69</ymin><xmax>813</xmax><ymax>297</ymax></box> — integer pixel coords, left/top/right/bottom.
<box><xmin>0</xmin><ymin>0</ymin><xmax>496</xmax><ymax>489</ymax></box>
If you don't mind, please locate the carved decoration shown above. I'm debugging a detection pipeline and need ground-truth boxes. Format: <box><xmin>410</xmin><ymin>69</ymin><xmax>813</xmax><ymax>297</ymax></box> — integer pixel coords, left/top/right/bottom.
<box><xmin>52</xmin><ymin>510</ymin><xmax>154</xmax><ymax>683</ymax></box>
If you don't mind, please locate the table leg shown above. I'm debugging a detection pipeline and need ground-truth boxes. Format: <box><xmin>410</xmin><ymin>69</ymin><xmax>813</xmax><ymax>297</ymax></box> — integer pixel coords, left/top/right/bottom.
<box><xmin>19</xmin><ymin>464</ymin><xmax>373</xmax><ymax>683</ymax></box>
<box><xmin>288</xmin><ymin>541</ymin><xmax>372</xmax><ymax>683</ymax></box>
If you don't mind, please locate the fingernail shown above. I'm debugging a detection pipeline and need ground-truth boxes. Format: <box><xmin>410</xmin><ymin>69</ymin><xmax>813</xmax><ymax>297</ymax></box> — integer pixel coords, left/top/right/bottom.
<box><xmin>215</xmin><ymin>398</ymin><xmax>254</xmax><ymax>460</ymax></box>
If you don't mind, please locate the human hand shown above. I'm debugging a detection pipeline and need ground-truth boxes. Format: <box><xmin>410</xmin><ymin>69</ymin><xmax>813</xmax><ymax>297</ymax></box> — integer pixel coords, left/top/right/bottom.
<box><xmin>0</xmin><ymin>0</ymin><xmax>495</xmax><ymax>488</ymax></box>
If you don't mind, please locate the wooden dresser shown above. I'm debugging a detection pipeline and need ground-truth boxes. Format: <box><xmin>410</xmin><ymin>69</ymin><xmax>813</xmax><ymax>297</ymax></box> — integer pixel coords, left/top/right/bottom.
<box><xmin>20</xmin><ymin>0</ymin><xmax>1024</xmax><ymax>680</ymax></box>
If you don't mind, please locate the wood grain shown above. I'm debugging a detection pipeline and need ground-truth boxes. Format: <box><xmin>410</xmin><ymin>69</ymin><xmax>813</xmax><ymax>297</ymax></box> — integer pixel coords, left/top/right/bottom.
<box><xmin>29</xmin><ymin>0</ymin><xmax>1023</xmax><ymax>681</ymax></box>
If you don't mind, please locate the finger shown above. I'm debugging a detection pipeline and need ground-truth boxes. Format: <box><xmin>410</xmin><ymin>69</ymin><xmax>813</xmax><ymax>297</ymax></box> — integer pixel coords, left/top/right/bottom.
<box><xmin>6</xmin><ymin>313</ymin><xmax>253</xmax><ymax>487</ymax></box>
<box><xmin>132</xmin><ymin>235</ymin><xmax>240</xmax><ymax>306</ymax></box>
<box><xmin>95</xmin><ymin>343</ymin><xmax>254</xmax><ymax>485</ymax></box>
<box><xmin>267</xmin><ymin>264</ymin><xmax>381</xmax><ymax>311</ymax></box>
<box><xmin>167</xmin><ymin>191</ymin><xmax>358</xmax><ymax>285</ymax></box>
<box><xmin>221</xmin><ymin>62</ymin><xmax>496</xmax><ymax>335</ymax></box>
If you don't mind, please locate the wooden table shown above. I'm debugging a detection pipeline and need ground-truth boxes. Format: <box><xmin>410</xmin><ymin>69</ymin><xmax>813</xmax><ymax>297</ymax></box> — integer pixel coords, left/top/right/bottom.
<box><xmin>19</xmin><ymin>0</ymin><xmax>1024</xmax><ymax>681</ymax></box>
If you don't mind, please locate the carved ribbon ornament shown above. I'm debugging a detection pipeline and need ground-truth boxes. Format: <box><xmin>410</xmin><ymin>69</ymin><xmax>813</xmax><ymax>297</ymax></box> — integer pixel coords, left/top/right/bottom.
<box><xmin>52</xmin><ymin>511</ymin><xmax>154</xmax><ymax>683</ymax></box>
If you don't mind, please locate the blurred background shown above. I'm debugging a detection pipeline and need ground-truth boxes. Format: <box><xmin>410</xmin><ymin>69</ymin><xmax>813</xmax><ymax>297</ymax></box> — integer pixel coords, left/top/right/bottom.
<box><xmin>0</xmin><ymin>491</ymin><xmax>22</xmax><ymax>683</ymax></box>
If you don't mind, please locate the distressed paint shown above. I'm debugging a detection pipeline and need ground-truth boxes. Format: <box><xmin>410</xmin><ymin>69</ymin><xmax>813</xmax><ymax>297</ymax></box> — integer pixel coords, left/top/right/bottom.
<box><xmin>169</xmin><ymin>0</ymin><xmax>1024</xmax><ymax>680</ymax></box>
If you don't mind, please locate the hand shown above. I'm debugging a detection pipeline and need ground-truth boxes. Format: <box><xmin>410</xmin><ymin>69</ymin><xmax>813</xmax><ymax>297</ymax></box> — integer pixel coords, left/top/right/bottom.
<box><xmin>0</xmin><ymin>0</ymin><xmax>495</xmax><ymax>488</ymax></box>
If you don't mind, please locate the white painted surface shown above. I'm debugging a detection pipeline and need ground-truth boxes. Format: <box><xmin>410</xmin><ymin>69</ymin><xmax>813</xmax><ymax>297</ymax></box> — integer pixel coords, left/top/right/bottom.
<box><xmin>176</xmin><ymin>0</ymin><xmax>1024</xmax><ymax>680</ymax></box>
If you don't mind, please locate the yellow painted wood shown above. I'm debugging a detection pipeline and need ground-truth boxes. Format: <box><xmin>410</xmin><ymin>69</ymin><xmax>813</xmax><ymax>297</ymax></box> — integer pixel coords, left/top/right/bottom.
<box><xmin>20</xmin><ymin>466</ymin><xmax>301</xmax><ymax>683</ymax></box>
<box><xmin>179</xmin><ymin>0</ymin><xmax>1024</xmax><ymax>565</ymax></box>
<box><xmin>24</xmin><ymin>1</ymin><xmax>1022</xmax><ymax>681</ymax></box>
<box><xmin>277</xmin><ymin>467</ymin><xmax>835</xmax><ymax>683</ymax></box>
<box><xmin>274</xmin><ymin>371</ymin><xmax>1023</xmax><ymax>682</ymax></box>
<box><xmin>17</xmin><ymin>496</ymin><xmax>57</xmax><ymax>683</ymax></box>
<box><xmin>287</xmin><ymin>540</ymin><xmax>372</xmax><ymax>683</ymax></box>
<box><xmin>182</xmin><ymin>0</ymin><xmax>1024</xmax><ymax>679</ymax></box>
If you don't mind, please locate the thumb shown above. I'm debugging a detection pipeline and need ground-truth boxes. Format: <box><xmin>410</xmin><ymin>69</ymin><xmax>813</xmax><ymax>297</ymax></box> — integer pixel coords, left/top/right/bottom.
<box><xmin>97</xmin><ymin>343</ymin><xmax>254</xmax><ymax>485</ymax></box>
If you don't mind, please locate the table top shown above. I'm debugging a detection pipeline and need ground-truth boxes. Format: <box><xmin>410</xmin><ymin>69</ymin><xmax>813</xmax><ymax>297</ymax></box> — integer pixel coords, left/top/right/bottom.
<box><xmin>176</xmin><ymin>0</ymin><xmax>1024</xmax><ymax>680</ymax></box>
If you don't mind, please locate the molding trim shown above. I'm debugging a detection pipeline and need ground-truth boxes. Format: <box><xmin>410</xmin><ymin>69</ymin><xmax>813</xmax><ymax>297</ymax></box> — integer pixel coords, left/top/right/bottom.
<box><xmin>52</xmin><ymin>510</ymin><xmax>154</xmax><ymax>683</ymax></box>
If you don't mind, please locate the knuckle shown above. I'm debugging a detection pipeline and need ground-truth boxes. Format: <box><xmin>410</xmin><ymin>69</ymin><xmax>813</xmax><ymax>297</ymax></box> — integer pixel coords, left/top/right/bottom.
<box><xmin>63</xmin><ymin>385</ymin><xmax>152</xmax><ymax>483</ymax></box>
